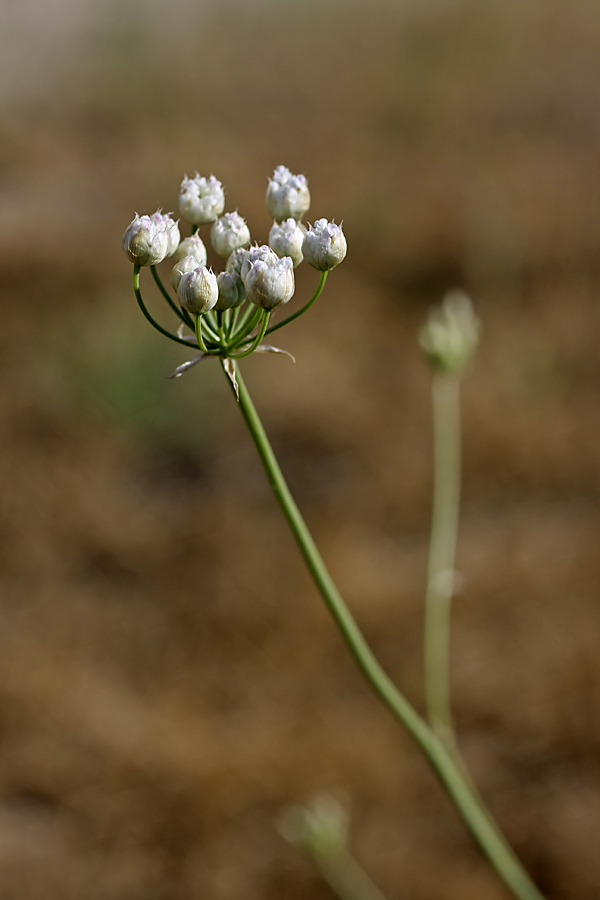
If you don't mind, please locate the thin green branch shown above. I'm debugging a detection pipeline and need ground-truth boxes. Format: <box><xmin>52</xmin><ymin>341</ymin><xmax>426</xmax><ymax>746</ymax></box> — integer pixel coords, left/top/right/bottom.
<box><xmin>265</xmin><ymin>270</ymin><xmax>327</xmax><ymax>336</ymax></box>
<box><xmin>133</xmin><ymin>266</ymin><xmax>199</xmax><ymax>349</ymax></box>
<box><xmin>225</xmin><ymin>361</ymin><xmax>546</xmax><ymax>900</ymax></box>
<box><xmin>150</xmin><ymin>265</ymin><xmax>194</xmax><ymax>330</ymax></box>
<box><xmin>229</xmin><ymin>311</ymin><xmax>271</xmax><ymax>359</ymax></box>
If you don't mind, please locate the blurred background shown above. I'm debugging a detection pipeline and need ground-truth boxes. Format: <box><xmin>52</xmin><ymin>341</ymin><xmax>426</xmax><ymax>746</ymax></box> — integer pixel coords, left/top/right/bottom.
<box><xmin>1</xmin><ymin>0</ymin><xmax>600</xmax><ymax>897</ymax></box>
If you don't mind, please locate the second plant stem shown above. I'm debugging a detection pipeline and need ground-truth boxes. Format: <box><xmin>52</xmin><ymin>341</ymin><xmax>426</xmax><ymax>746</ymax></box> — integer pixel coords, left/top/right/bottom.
<box><xmin>227</xmin><ymin>361</ymin><xmax>545</xmax><ymax>900</ymax></box>
<box><xmin>424</xmin><ymin>371</ymin><xmax>462</xmax><ymax>745</ymax></box>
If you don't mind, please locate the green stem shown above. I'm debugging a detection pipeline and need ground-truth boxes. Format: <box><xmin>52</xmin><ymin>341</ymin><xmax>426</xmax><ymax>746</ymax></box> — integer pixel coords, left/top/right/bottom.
<box><xmin>228</xmin><ymin>304</ymin><xmax>262</xmax><ymax>349</ymax></box>
<box><xmin>133</xmin><ymin>266</ymin><xmax>199</xmax><ymax>349</ymax></box>
<box><xmin>424</xmin><ymin>372</ymin><xmax>462</xmax><ymax>746</ymax></box>
<box><xmin>229</xmin><ymin>311</ymin><xmax>271</xmax><ymax>359</ymax></box>
<box><xmin>150</xmin><ymin>265</ymin><xmax>194</xmax><ymax>330</ymax></box>
<box><xmin>225</xmin><ymin>362</ymin><xmax>546</xmax><ymax>900</ymax></box>
<box><xmin>265</xmin><ymin>270</ymin><xmax>327</xmax><ymax>336</ymax></box>
<box><xmin>317</xmin><ymin>852</ymin><xmax>389</xmax><ymax>900</ymax></box>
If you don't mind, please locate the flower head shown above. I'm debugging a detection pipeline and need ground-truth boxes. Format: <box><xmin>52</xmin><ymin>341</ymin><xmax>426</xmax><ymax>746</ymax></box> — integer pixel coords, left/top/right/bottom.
<box><xmin>172</xmin><ymin>233</ymin><xmax>207</xmax><ymax>267</ymax></box>
<box><xmin>266</xmin><ymin>166</ymin><xmax>310</xmax><ymax>223</ymax></box>
<box><xmin>244</xmin><ymin>254</ymin><xmax>295</xmax><ymax>310</ymax></box>
<box><xmin>122</xmin><ymin>213</ymin><xmax>170</xmax><ymax>266</ymax></box>
<box><xmin>269</xmin><ymin>218</ymin><xmax>306</xmax><ymax>267</ymax></box>
<box><xmin>210</xmin><ymin>212</ymin><xmax>251</xmax><ymax>258</ymax></box>
<box><xmin>177</xmin><ymin>265</ymin><xmax>219</xmax><ymax>315</ymax></box>
<box><xmin>419</xmin><ymin>291</ymin><xmax>480</xmax><ymax>373</ymax></box>
<box><xmin>178</xmin><ymin>174</ymin><xmax>225</xmax><ymax>226</ymax></box>
<box><xmin>302</xmin><ymin>219</ymin><xmax>347</xmax><ymax>271</ymax></box>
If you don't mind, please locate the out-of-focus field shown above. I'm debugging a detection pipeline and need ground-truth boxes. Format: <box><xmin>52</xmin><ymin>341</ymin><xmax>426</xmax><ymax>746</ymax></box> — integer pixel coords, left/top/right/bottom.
<box><xmin>1</xmin><ymin>0</ymin><xmax>600</xmax><ymax>897</ymax></box>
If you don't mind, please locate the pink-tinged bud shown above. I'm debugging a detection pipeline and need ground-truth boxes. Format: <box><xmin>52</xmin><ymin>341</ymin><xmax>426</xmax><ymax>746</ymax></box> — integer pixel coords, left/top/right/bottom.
<box><xmin>269</xmin><ymin>218</ymin><xmax>306</xmax><ymax>267</ymax></box>
<box><xmin>172</xmin><ymin>233</ymin><xmax>207</xmax><ymax>266</ymax></box>
<box><xmin>245</xmin><ymin>255</ymin><xmax>295</xmax><ymax>310</ymax></box>
<box><xmin>266</xmin><ymin>166</ymin><xmax>310</xmax><ymax>223</ymax></box>
<box><xmin>210</xmin><ymin>212</ymin><xmax>251</xmax><ymax>258</ymax></box>
<box><xmin>302</xmin><ymin>219</ymin><xmax>347</xmax><ymax>270</ymax></box>
<box><xmin>177</xmin><ymin>266</ymin><xmax>219</xmax><ymax>315</ymax></box>
<box><xmin>170</xmin><ymin>255</ymin><xmax>200</xmax><ymax>292</ymax></box>
<box><xmin>240</xmin><ymin>244</ymin><xmax>279</xmax><ymax>282</ymax></box>
<box><xmin>178</xmin><ymin>174</ymin><xmax>225</xmax><ymax>225</ymax></box>
<box><xmin>215</xmin><ymin>272</ymin><xmax>243</xmax><ymax>311</ymax></box>
<box><xmin>150</xmin><ymin>212</ymin><xmax>180</xmax><ymax>256</ymax></box>
<box><xmin>122</xmin><ymin>214</ymin><xmax>169</xmax><ymax>266</ymax></box>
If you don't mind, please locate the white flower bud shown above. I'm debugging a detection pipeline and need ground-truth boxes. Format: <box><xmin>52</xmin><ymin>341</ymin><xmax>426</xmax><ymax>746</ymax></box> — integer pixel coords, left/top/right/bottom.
<box><xmin>172</xmin><ymin>233</ymin><xmax>207</xmax><ymax>266</ymax></box>
<box><xmin>281</xmin><ymin>795</ymin><xmax>348</xmax><ymax>864</ymax></box>
<box><xmin>245</xmin><ymin>255</ymin><xmax>295</xmax><ymax>310</ymax></box>
<box><xmin>177</xmin><ymin>265</ymin><xmax>219</xmax><ymax>316</ymax></box>
<box><xmin>122</xmin><ymin>214</ymin><xmax>169</xmax><ymax>266</ymax></box>
<box><xmin>269</xmin><ymin>218</ymin><xmax>306</xmax><ymax>267</ymax></box>
<box><xmin>302</xmin><ymin>219</ymin><xmax>347</xmax><ymax>270</ymax></box>
<box><xmin>150</xmin><ymin>212</ymin><xmax>180</xmax><ymax>256</ymax></box>
<box><xmin>170</xmin><ymin>254</ymin><xmax>200</xmax><ymax>292</ymax></box>
<box><xmin>240</xmin><ymin>244</ymin><xmax>279</xmax><ymax>282</ymax></box>
<box><xmin>419</xmin><ymin>291</ymin><xmax>480</xmax><ymax>373</ymax></box>
<box><xmin>215</xmin><ymin>271</ymin><xmax>243</xmax><ymax>311</ymax></box>
<box><xmin>178</xmin><ymin>174</ymin><xmax>225</xmax><ymax>226</ymax></box>
<box><xmin>210</xmin><ymin>212</ymin><xmax>251</xmax><ymax>258</ymax></box>
<box><xmin>266</xmin><ymin>165</ymin><xmax>310</xmax><ymax>223</ymax></box>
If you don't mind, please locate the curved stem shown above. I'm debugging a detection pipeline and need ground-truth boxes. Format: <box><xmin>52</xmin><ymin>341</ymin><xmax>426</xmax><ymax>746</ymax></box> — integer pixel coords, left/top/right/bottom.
<box><xmin>150</xmin><ymin>266</ymin><xmax>194</xmax><ymax>330</ymax></box>
<box><xmin>228</xmin><ymin>305</ymin><xmax>262</xmax><ymax>349</ymax></box>
<box><xmin>317</xmin><ymin>851</ymin><xmax>389</xmax><ymax>900</ymax></box>
<box><xmin>133</xmin><ymin>266</ymin><xmax>199</xmax><ymax>349</ymax></box>
<box><xmin>424</xmin><ymin>372</ymin><xmax>462</xmax><ymax>745</ymax></box>
<box><xmin>194</xmin><ymin>314</ymin><xmax>221</xmax><ymax>355</ymax></box>
<box><xmin>230</xmin><ymin>311</ymin><xmax>271</xmax><ymax>359</ymax></box>
<box><xmin>225</xmin><ymin>362</ymin><xmax>546</xmax><ymax>900</ymax></box>
<box><xmin>265</xmin><ymin>270</ymin><xmax>327</xmax><ymax>336</ymax></box>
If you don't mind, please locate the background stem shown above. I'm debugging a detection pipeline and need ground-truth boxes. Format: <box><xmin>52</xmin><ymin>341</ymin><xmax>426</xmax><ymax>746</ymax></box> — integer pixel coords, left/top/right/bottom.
<box><xmin>424</xmin><ymin>372</ymin><xmax>462</xmax><ymax>745</ymax></box>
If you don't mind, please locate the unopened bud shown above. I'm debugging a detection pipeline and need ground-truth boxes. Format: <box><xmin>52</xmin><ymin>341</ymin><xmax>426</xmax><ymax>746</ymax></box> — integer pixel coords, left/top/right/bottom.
<box><xmin>122</xmin><ymin>214</ymin><xmax>169</xmax><ymax>266</ymax></box>
<box><xmin>245</xmin><ymin>255</ymin><xmax>295</xmax><ymax>310</ymax></box>
<box><xmin>419</xmin><ymin>290</ymin><xmax>480</xmax><ymax>373</ymax></box>
<box><xmin>215</xmin><ymin>272</ymin><xmax>243</xmax><ymax>311</ymax></box>
<box><xmin>280</xmin><ymin>795</ymin><xmax>348</xmax><ymax>864</ymax></box>
<box><xmin>240</xmin><ymin>244</ymin><xmax>279</xmax><ymax>282</ymax></box>
<box><xmin>177</xmin><ymin>265</ymin><xmax>219</xmax><ymax>316</ymax></box>
<box><xmin>210</xmin><ymin>212</ymin><xmax>251</xmax><ymax>258</ymax></box>
<box><xmin>178</xmin><ymin>174</ymin><xmax>225</xmax><ymax>226</ymax></box>
<box><xmin>172</xmin><ymin>233</ymin><xmax>207</xmax><ymax>266</ymax></box>
<box><xmin>266</xmin><ymin>166</ymin><xmax>310</xmax><ymax>223</ymax></box>
<box><xmin>269</xmin><ymin>218</ymin><xmax>306</xmax><ymax>267</ymax></box>
<box><xmin>170</xmin><ymin>254</ymin><xmax>200</xmax><ymax>292</ymax></box>
<box><xmin>302</xmin><ymin>219</ymin><xmax>347</xmax><ymax>271</ymax></box>
<box><xmin>150</xmin><ymin>212</ymin><xmax>180</xmax><ymax>256</ymax></box>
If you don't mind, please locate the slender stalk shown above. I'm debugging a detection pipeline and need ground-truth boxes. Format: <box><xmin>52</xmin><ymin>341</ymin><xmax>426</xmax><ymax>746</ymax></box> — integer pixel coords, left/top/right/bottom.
<box><xmin>226</xmin><ymin>362</ymin><xmax>545</xmax><ymax>900</ymax></box>
<box><xmin>150</xmin><ymin>265</ymin><xmax>194</xmax><ymax>330</ymax></box>
<box><xmin>230</xmin><ymin>311</ymin><xmax>271</xmax><ymax>359</ymax></box>
<box><xmin>133</xmin><ymin>266</ymin><xmax>198</xmax><ymax>349</ymax></box>
<box><xmin>265</xmin><ymin>270</ymin><xmax>327</xmax><ymax>336</ymax></box>
<box><xmin>424</xmin><ymin>372</ymin><xmax>462</xmax><ymax>746</ymax></box>
<box><xmin>228</xmin><ymin>305</ymin><xmax>262</xmax><ymax>349</ymax></box>
<box><xmin>317</xmin><ymin>852</ymin><xmax>389</xmax><ymax>900</ymax></box>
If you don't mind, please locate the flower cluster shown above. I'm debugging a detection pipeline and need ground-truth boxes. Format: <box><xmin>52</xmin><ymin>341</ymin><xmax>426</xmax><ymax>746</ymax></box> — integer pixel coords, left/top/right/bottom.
<box><xmin>122</xmin><ymin>167</ymin><xmax>347</xmax><ymax>382</ymax></box>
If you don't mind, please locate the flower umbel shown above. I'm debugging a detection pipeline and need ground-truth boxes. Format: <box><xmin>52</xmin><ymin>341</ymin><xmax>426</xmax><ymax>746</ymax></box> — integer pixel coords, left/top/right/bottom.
<box><xmin>123</xmin><ymin>167</ymin><xmax>345</xmax><ymax>375</ymax></box>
